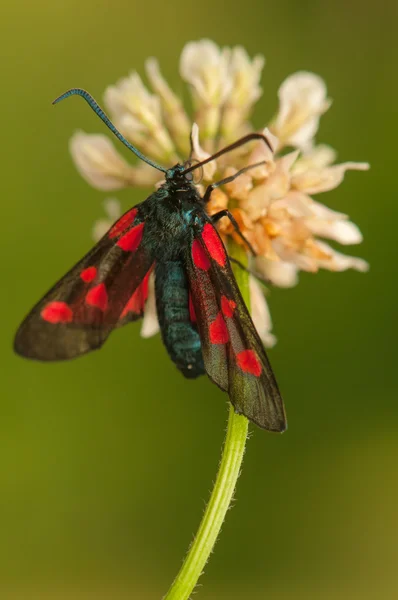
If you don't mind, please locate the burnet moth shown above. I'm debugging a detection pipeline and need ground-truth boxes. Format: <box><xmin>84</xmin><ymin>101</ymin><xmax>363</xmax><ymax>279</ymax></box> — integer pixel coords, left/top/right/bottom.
<box><xmin>14</xmin><ymin>89</ymin><xmax>287</xmax><ymax>432</ymax></box>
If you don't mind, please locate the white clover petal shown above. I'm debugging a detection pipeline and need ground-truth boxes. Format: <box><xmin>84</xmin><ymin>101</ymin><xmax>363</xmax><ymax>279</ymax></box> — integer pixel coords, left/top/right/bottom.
<box><xmin>141</xmin><ymin>272</ymin><xmax>160</xmax><ymax>338</ymax></box>
<box><xmin>245</xmin><ymin>127</ymin><xmax>277</xmax><ymax>180</ymax></box>
<box><xmin>224</xmin><ymin>166</ymin><xmax>253</xmax><ymax>201</ymax></box>
<box><xmin>249</xmin><ymin>277</ymin><xmax>277</xmax><ymax>347</ymax></box>
<box><xmin>262</xmin><ymin>127</ymin><xmax>279</xmax><ymax>154</ymax></box>
<box><xmin>228</xmin><ymin>47</ymin><xmax>264</xmax><ymax>108</ymax></box>
<box><xmin>104</xmin><ymin>72</ymin><xmax>177</xmax><ymax>162</ymax></box>
<box><xmin>145</xmin><ymin>58</ymin><xmax>191</xmax><ymax>154</ymax></box>
<box><xmin>255</xmin><ymin>256</ymin><xmax>299</xmax><ymax>288</ymax></box>
<box><xmin>306</xmin><ymin>198</ymin><xmax>347</xmax><ymax>221</ymax></box>
<box><xmin>105</xmin><ymin>72</ymin><xmax>162</xmax><ymax>126</ymax></box>
<box><xmin>103</xmin><ymin>198</ymin><xmax>122</xmax><ymax>221</ymax></box>
<box><xmin>292</xmin><ymin>144</ymin><xmax>337</xmax><ymax>174</ymax></box>
<box><xmin>241</xmin><ymin>182</ymin><xmax>269</xmax><ymax>221</ymax></box>
<box><xmin>271</xmin><ymin>238</ymin><xmax>319</xmax><ymax>272</ymax></box>
<box><xmin>70</xmin><ymin>131</ymin><xmax>142</xmax><ymax>191</ymax></box>
<box><xmin>190</xmin><ymin>123</ymin><xmax>216</xmax><ymax>180</ymax></box>
<box><xmin>273</xmin><ymin>72</ymin><xmax>331</xmax><ymax>150</ymax></box>
<box><xmin>92</xmin><ymin>218</ymin><xmax>112</xmax><ymax>242</ymax></box>
<box><xmin>180</xmin><ymin>39</ymin><xmax>232</xmax><ymax>106</ymax></box>
<box><xmin>220</xmin><ymin>47</ymin><xmax>265</xmax><ymax>138</ymax></box>
<box><xmin>241</xmin><ymin>152</ymin><xmax>299</xmax><ymax>221</ymax></box>
<box><xmin>292</xmin><ymin>161</ymin><xmax>370</xmax><ymax>194</ymax></box>
<box><xmin>180</xmin><ymin>39</ymin><xmax>233</xmax><ymax>139</ymax></box>
<box><xmin>145</xmin><ymin>58</ymin><xmax>182</xmax><ymax>112</ymax></box>
<box><xmin>313</xmin><ymin>241</ymin><xmax>369</xmax><ymax>272</ymax></box>
<box><xmin>306</xmin><ymin>218</ymin><xmax>363</xmax><ymax>245</ymax></box>
<box><xmin>271</xmin><ymin>190</ymin><xmax>315</xmax><ymax>218</ymax></box>
<box><xmin>250</xmin><ymin>150</ymin><xmax>299</xmax><ymax>211</ymax></box>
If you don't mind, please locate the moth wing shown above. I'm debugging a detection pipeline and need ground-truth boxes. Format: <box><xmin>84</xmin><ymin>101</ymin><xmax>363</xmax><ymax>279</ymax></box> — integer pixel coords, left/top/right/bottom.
<box><xmin>186</xmin><ymin>221</ymin><xmax>287</xmax><ymax>432</ymax></box>
<box><xmin>15</xmin><ymin>204</ymin><xmax>154</xmax><ymax>361</ymax></box>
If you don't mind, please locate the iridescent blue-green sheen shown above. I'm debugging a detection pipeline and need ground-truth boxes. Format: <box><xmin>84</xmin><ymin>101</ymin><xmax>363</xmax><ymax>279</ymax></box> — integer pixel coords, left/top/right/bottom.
<box><xmin>155</xmin><ymin>261</ymin><xmax>204</xmax><ymax>379</ymax></box>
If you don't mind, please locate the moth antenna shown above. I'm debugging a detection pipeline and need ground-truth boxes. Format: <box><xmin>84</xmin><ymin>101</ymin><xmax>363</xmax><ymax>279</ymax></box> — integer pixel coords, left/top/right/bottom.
<box><xmin>182</xmin><ymin>132</ymin><xmax>273</xmax><ymax>175</ymax></box>
<box><xmin>53</xmin><ymin>88</ymin><xmax>167</xmax><ymax>173</ymax></box>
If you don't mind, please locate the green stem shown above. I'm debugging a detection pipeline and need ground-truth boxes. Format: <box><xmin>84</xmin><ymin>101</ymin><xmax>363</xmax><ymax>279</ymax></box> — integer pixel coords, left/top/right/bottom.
<box><xmin>163</xmin><ymin>242</ymin><xmax>250</xmax><ymax>600</ymax></box>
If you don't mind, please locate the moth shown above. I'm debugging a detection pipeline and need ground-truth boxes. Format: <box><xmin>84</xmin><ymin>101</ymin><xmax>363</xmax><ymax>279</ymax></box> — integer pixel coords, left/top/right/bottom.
<box><xmin>14</xmin><ymin>89</ymin><xmax>287</xmax><ymax>432</ymax></box>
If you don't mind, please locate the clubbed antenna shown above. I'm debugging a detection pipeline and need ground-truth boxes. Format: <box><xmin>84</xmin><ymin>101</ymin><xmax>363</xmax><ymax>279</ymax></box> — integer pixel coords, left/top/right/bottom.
<box><xmin>53</xmin><ymin>88</ymin><xmax>167</xmax><ymax>173</ymax></box>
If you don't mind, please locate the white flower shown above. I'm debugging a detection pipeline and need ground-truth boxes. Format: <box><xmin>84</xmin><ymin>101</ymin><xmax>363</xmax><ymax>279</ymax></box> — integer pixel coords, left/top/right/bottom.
<box><xmin>291</xmin><ymin>160</ymin><xmax>370</xmax><ymax>194</ymax></box>
<box><xmin>221</xmin><ymin>47</ymin><xmax>265</xmax><ymax>139</ymax></box>
<box><xmin>70</xmin><ymin>131</ymin><xmax>157</xmax><ymax>191</ymax></box>
<box><xmin>104</xmin><ymin>72</ymin><xmax>178</xmax><ymax>163</ymax></box>
<box><xmin>180</xmin><ymin>39</ymin><xmax>232</xmax><ymax>107</ymax></box>
<box><xmin>92</xmin><ymin>198</ymin><xmax>122</xmax><ymax>240</ymax></box>
<box><xmin>272</xmin><ymin>72</ymin><xmax>332</xmax><ymax>150</ymax></box>
<box><xmin>292</xmin><ymin>144</ymin><xmax>337</xmax><ymax>173</ymax></box>
<box><xmin>190</xmin><ymin>123</ymin><xmax>216</xmax><ymax>181</ymax></box>
<box><xmin>305</xmin><ymin>215</ymin><xmax>364</xmax><ymax>245</ymax></box>
<box><xmin>312</xmin><ymin>240</ymin><xmax>369</xmax><ymax>272</ymax></box>
<box><xmin>145</xmin><ymin>58</ymin><xmax>191</xmax><ymax>155</ymax></box>
<box><xmin>228</xmin><ymin>47</ymin><xmax>264</xmax><ymax>108</ymax></box>
<box><xmin>245</xmin><ymin>127</ymin><xmax>278</xmax><ymax>181</ymax></box>
<box><xmin>140</xmin><ymin>273</ymin><xmax>160</xmax><ymax>338</ymax></box>
<box><xmin>180</xmin><ymin>39</ymin><xmax>232</xmax><ymax>140</ymax></box>
<box><xmin>69</xmin><ymin>39</ymin><xmax>369</xmax><ymax>347</ymax></box>
<box><xmin>249</xmin><ymin>277</ymin><xmax>277</xmax><ymax>347</ymax></box>
<box><xmin>255</xmin><ymin>257</ymin><xmax>299</xmax><ymax>288</ymax></box>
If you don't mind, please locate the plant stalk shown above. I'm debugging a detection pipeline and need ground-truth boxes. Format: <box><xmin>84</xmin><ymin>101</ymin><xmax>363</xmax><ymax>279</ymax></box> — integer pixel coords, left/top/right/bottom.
<box><xmin>163</xmin><ymin>242</ymin><xmax>250</xmax><ymax>600</ymax></box>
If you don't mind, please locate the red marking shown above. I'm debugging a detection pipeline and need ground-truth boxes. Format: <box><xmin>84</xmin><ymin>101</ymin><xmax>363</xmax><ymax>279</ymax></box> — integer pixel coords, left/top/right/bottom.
<box><xmin>221</xmin><ymin>296</ymin><xmax>236</xmax><ymax>318</ymax></box>
<box><xmin>209</xmin><ymin>312</ymin><xmax>229</xmax><ymax>344</ymax></box>
<box><xmin>202</xmin><ymin>223</ymin><xmax>226</xmax><ymax>267</ymax></box>
<box><xmin>108</xmin><ymin>208</ymin><xmax>138</xmax><ymax>238</ymax></box>
<box><xmin>41</xmin><ymin>301</ymin><xmax>73</xmax><ymax>324</ymax></box>
<box><xmin>192</xmin><ymin>239</ymin><xmax>210</xmax><ymax>270</ymax></box>
<box><xmin>121</xmin><ymin>270</ymin><xmax>151</xmax><ymax>318</ymax></box>
<box><xmin>117</xmin><ymin>222</ymin><xmax>144</xmax><ymax>252</ymax></box>
<box><xmin>86</xmin><ymin>283</ymin><xmax>108</xmax><ymax>312</ymax></box>
<box><xmin>236</xmin><ymin>349</ymin><xmax>262</xmax><ymax>377</ymax></box>
<box><xmin>80</xmin><ymin>266</ymin><xmax>97</xmax><ymax>283</ymax></box>
<box><xmin>189</xmin><ymin>293</ymin><xmax>196</xmax><ymax>323</ymax></box>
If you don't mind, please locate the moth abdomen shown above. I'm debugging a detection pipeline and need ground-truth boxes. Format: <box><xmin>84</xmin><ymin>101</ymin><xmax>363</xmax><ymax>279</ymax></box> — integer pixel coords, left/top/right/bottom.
<box><xmin>155</xmin><ymin>261</ymin><xmax>205</xmax><ymax>379</ymax></box>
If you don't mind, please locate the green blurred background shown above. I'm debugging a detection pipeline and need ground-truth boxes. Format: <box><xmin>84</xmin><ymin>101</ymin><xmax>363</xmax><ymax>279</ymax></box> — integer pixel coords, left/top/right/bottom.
<box><xmin>1</xmin><ymin>1</ymin><xmax>395</xmax><ymax>598</ymax></box>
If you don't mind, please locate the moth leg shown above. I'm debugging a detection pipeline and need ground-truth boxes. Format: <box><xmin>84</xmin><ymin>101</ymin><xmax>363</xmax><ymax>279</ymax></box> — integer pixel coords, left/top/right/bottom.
<box><xmin>203</xmin><ymin>162</ymin><xmax>264</xmax><ymax>205</ymax></box>
<box><xmin>228</xmin><ymin>256</ymin><xmax>271</xmax><ymax>288</ymax></box>
<box><xmin>210</xmin><ymin>209</ymin><xmax>257</xmax><ymax>257</ymax></box>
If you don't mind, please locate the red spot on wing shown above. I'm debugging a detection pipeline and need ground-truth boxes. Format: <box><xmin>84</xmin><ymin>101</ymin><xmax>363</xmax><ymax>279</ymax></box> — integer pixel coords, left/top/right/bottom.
<box><xmin>117</xmin><ymin>222</ymin><xmax>145</xmax><ymax>252</ymax></box>
<box><xmin>86</xmin><ymin>283</ymin><xmax>108</xmax><ymax>312</ymax></box>
<box><xmin>188</xmin><ymin>292</ymin><xmax>197</xmax><ymax>323</ymax></box>
<box><xmin>121</xmin><ymin>270</ymin><xmax>151</xmax><ymax>317</ymax></box>
<box><xmin>202</xmin><ymin>223</ymin><xmax>226</xmax><ymax>267</ymax></box>
<box><xmin>80</xmin><ymin>266</ymin><xmax>97</xmax><ymax>283</ymax></box>
<box><xmin>221</xmin><ymin>296</ymin><xmax>237</xmax><ymax>318</ymax></box>
<box><xmin>108</xmin><ymin>208</ymin><xmax>138</xmax><ymax>238</ymax></box>
<box><xmin>236</xmin><ymin>349</ymin><xmax>262</xmax><ymax>377</ymax></box>
<box><xmin>192</xmin><ymin>239</ymin><xmax>210</xmax><ymax>270</ymax></box>
<box><xmin>41</xmin><ymin>301</ymin><xmax>73</xmax><ymax>324</ymax></box>
<box><xmin>209</xmin><ymin>312</ymin><xmax>229</xmax><ymax>344</ymax></box>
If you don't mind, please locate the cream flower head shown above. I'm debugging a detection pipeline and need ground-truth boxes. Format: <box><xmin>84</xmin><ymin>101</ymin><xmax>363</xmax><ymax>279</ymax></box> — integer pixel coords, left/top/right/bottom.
<box><xmin>71</xmin><ymin>39</ymin><xmax>369</xmax><ymax>346</ymax></box>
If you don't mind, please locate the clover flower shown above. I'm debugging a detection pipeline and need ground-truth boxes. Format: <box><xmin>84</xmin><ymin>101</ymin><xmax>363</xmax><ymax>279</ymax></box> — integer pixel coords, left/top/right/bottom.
<box><xmin>71</xmin><ymin>39</ymin><xmax>369</xmax><ymax>346</ymax></box>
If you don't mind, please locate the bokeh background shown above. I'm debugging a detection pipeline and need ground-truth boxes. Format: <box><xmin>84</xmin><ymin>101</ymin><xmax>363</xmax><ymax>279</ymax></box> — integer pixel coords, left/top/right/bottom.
<box><xmin>1</xmin><ymin>1</ymin><xmax>396</xmax><ymax>598</ymax></box>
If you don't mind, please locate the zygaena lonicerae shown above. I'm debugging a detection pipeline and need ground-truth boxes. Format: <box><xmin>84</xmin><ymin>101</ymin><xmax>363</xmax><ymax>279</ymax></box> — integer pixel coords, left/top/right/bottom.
<box><xmin>14</xmin><ymin>89</ymin><xmax>286</xmax><ymax>432</ymax></box>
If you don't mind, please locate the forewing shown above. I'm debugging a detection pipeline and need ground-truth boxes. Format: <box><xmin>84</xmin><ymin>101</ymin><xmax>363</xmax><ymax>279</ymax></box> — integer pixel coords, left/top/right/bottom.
<box><xmin>15</xmin><ymin>205</ymin><xmax>154</xmax><ymax>361</ymax></box>
<box><xmin>186</xmin><ymin>221</ymin><xmax>287</xmax><ymax>432</ymax></box>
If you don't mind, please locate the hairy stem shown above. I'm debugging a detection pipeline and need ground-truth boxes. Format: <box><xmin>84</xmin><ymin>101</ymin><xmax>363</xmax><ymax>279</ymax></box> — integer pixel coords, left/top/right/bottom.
<box><xmin>163</xmin><ymin>242</ymin><xmax>250</xmax><ymax>600</ymax></box>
